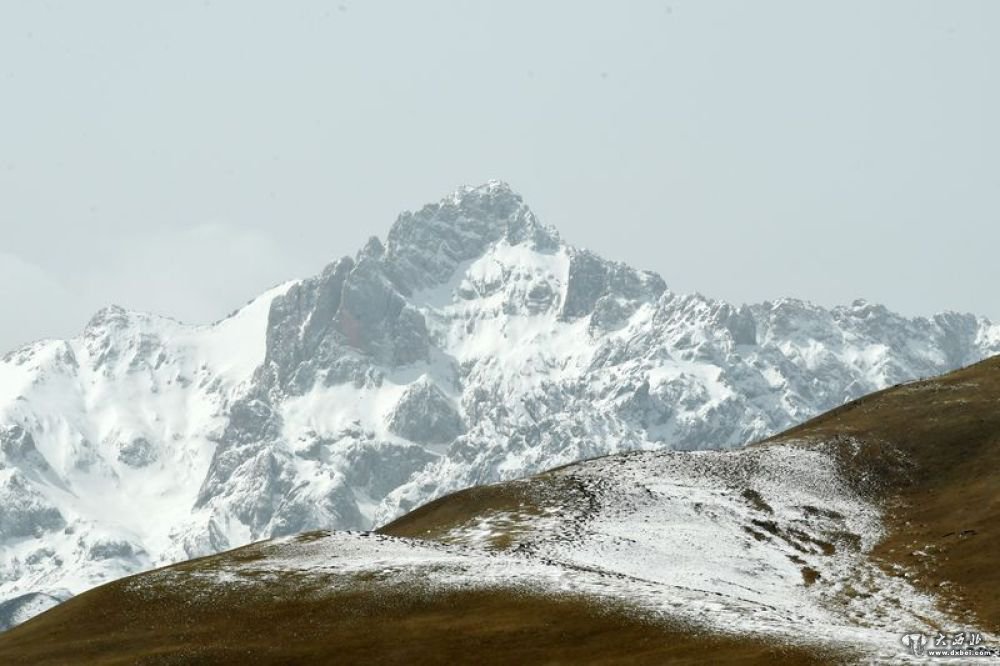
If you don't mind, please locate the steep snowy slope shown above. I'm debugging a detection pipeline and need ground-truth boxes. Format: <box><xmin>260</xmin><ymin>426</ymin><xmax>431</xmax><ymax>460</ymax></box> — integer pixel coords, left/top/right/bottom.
<box><xmin>0</xmin><ymin>593</ymin><xmax>65</xmax><ymax>633</ymax></box>
<box><xmin>2</xmin><ymin>180</ymin><xmax>1000</xmax><ymax>624</ymax></box>
<box><xmin>0</xmin><ymin>284</ymin><xmax>291</xmax><ymax>605</ymax></box>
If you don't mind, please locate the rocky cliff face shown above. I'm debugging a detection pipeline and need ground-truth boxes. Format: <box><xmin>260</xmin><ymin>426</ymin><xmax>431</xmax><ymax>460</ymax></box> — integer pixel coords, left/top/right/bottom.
<box><xmin>2</xmin><ymin>180</ymin><xmax>999</xmax><ymax>625</ymax></box>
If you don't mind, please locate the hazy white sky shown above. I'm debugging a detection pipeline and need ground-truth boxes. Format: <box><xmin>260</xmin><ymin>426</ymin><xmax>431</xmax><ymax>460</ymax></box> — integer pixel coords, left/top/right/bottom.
<box><xmin>1</xmin><ymin>1</ymin><xmax>998</xmax><ymax>352</ymax></box>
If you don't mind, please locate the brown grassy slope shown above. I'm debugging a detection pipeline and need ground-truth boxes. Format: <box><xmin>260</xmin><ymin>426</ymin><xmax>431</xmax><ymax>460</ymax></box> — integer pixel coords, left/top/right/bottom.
<box><xmin>763</xmin><ymin>355</ymin><xmax>1000</xmax><ymax>631</ymax></box>
<box><xmin>380</xmin><ymin>479</ymin><xmax>552</xmax><ymax>542</ymax></box>
<box><xmin>0</xmin><ymin>537</ymin><xmax>832</xmax><ymax>666</ymax></box>
<box><xmin>379</xmin><ymin>473</ymin><xmax>589</xmax><ymax>548</ymax></box>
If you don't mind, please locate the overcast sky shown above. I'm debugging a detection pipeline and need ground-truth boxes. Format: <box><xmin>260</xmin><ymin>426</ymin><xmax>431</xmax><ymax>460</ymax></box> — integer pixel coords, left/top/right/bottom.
<box><xmin>1</xmin><ymin>1</ymin><xmax>998</xmax><ymax>352</ymax></box>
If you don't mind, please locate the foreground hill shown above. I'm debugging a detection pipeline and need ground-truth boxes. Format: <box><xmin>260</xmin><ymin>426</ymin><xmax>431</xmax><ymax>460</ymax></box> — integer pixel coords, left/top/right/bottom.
<box><xmin>768</xmin><ymin>355</ymin><xmax>1000</xmax><ymax>635</ymax></box>
<box><xmin>3</xmin><ymin>181</ymin><xmax>1000</xmax><ymax>621</ymax></box>
<box><xmin>3</xmin><ymin>358</ymin><xmax>999</xmax><ymax>663</ymax></box>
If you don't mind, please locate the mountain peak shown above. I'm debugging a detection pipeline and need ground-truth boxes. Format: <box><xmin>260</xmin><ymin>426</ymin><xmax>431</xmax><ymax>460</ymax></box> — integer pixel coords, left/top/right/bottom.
<box><xmin>83</xmin><ymin>304</ymin><xmax>130</xmax><ymax>332</ymax></box>
<box><xmin>449</xmin><ymin>179</ymin><xmax>517</xmax><ymax>203</ymax></box>
<box><xmin>382</xmin><ymin>181</ymin><xmax>557</xmax><ymax>293</ymax></box>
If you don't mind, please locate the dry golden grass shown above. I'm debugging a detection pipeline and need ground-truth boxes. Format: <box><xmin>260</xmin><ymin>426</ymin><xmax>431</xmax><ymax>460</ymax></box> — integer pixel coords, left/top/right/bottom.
<box><xmin>378</xmin><ymin>473</ymin><xmax>587</xmax><ymax>548</ymax></box>
<box><xmin>0</xmin><ymin>546</ymin><xmax>834</xmax><ymax>665</ymax></box>
<box><xmin>766</xmin><ymin>355</ymin><xmax>1000</xmax><ymax>632</ymax></box>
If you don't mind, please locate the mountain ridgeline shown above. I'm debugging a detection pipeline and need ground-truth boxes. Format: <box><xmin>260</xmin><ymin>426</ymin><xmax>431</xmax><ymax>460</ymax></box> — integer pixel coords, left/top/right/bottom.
<box><xmin>1</xmin><ymin>181</ymin><xmax>999</xmax><ymax>622</ymax></box>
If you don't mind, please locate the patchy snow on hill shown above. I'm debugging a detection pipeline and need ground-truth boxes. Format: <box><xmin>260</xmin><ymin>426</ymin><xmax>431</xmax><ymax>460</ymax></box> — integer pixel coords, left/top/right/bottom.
<box><xmin>132</xmin><ymin>441</ymin><xmax>991</xmax><ymax>663</ymax></box>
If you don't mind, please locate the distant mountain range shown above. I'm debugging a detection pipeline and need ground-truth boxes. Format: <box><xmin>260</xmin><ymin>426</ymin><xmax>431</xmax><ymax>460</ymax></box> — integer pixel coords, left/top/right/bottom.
<box><xmin>2</xmin><ymin>181</ymin><xmax>999</xmax><ymax>628</ymax></box>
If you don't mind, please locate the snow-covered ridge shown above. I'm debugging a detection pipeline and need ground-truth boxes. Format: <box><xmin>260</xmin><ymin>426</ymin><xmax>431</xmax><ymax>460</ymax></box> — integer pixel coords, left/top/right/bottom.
<box><xmin>130</xmin><ymin>441</ymin><xmax>992</xmax><ymax>662</ymax></box>
<box><xmin>2</xmin><ymin>180</ymin><xmax>999</xmax><ymax>626</ymax></box>
<box><xmin>0</xmin><ymin>282</ymin><xmax>292</xmax><ymax>605</ymax></box>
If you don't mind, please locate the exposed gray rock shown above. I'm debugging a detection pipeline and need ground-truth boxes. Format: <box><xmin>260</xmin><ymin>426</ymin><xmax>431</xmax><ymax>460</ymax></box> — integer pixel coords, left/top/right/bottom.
<box><xmin>386</xmin><ymin>379</ymin><xmax>465</xmax><ymax>445</ymax></box>
<box><xmin>263</xmin><ymin>257</ymin><xmax>354</xmax><ymax>393</ymax></box>
<box><xmin>561</xmin><ymin>251</ymin><xmax>608</xmax><ymax>319</ymax></box>
<box><xmin>336</xmin><ymin>440</ymin><xmax>437</xmax><ymax>499</ymax></box>
<box><xmin>87</xmin><ymin>538</ymin><xmax>144</xmax><ymax>562</ymax></box>
<box><xmin>0</xmin><ymin>473</ymin><xmax>65</xmax><ymax>540</ymax></box>
<box><xmin>561</xmin><ymin>249</ymin><xmax>665</xmax><ymax>321</ymax></box>
<box><xmin>117</xmin><ymin>437</ymin><xmax>157</xmax><ymax>468</ymax></box>
<box><xmin>267</xmin><ymin>479</ymin><xmax>366</xmax><ymax>538</ymax></box>
<box><xmin>382</xmin><ymin>181</ymin><xmax>528</xmax><ymax>293</ymax></box>
<box><xmin>0</xmin><ymin>426</ymin><xmax>47</xmax><ymax>470</ymax></box>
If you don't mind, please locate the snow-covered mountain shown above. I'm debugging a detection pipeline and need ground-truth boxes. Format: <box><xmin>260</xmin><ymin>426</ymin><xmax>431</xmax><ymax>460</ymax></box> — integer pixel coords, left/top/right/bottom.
<box><xmin>2</xmin><ymin>180</ymin><xmax>999</xmax><ymax>622</ymax></box>
<box><xmin>6</xmin><ymin>353</ymin><xmax>1000</xmax><ymax>662</ymax></box>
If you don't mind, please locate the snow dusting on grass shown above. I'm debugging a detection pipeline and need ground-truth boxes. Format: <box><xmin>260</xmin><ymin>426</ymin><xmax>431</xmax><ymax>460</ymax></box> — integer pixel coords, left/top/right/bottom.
<box><xmin>123</xmin><ymin>442</ymin><xmax>994</xmax><ymax>663</ymax></box>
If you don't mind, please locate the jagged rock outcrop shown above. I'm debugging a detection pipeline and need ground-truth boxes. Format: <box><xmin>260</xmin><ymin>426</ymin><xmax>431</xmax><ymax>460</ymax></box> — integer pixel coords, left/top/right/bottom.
<box><xmin>387</xmin><ymin>378</ymin><xmax>465</xmax><ymax>445</ymax></box>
